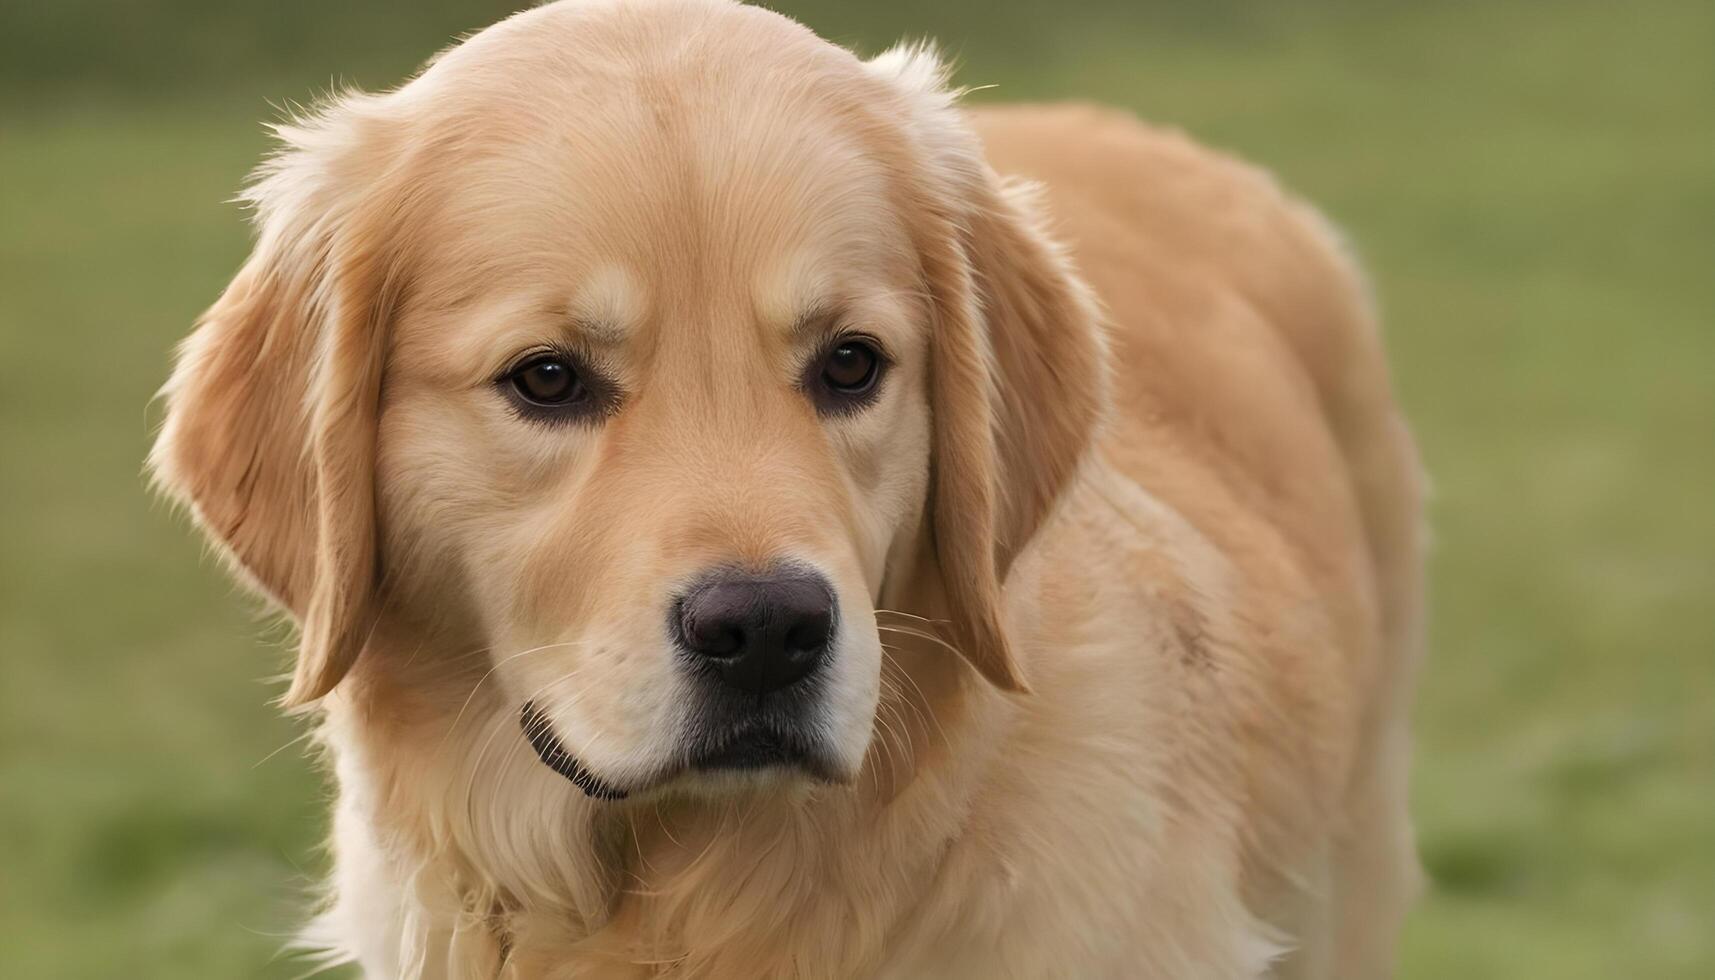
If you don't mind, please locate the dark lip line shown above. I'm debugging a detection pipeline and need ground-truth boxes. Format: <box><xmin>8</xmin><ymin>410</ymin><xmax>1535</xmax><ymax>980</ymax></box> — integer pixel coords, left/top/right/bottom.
<box><xmin>518</xmin><ymin>700</ymin><xmax>629</xmax><ymax>800</ymax></box>
<box><xmin>517</xmin><ymin>701</ymin><xmax>839</xmax><ymax>801</ymax></box>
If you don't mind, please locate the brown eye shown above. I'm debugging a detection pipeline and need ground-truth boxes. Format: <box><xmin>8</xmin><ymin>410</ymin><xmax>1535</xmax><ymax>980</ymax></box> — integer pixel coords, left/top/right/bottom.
<box><xmin>510</xmin><ymin>356</ymin><xmax>584</xmax><ymax>406</ymax></box>
<box><xmin>497</xmin><ymin>348</ymin><xmax>615</xmax><ymax>427</ymax></box>
<box><xmin>820</xmin><ymin>340</ymin><xmax>881</xmax><ymax>395</ymax></box>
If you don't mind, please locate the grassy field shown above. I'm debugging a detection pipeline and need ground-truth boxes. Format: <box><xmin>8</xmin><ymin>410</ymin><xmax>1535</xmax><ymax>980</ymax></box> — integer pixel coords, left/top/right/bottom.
<box><xmin>2</xmin><ymin>1</ymin><xmax>1710</xmax><ymax>976</ymax></box>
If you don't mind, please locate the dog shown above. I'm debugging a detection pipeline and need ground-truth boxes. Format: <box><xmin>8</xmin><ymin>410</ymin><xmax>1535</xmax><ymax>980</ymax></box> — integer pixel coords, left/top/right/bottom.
<box><xmin>149</xmin><ymin>0</ymin><xmax>1427</xmax><ymax>975</ymax></box>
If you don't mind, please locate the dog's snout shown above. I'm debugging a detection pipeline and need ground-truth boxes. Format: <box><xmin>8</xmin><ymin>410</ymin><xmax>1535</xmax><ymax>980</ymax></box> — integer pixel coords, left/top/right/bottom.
<box><xmin>676</xmin><ymin>570</ymin><xmax>835</xmax><ymax>694</ymax></box>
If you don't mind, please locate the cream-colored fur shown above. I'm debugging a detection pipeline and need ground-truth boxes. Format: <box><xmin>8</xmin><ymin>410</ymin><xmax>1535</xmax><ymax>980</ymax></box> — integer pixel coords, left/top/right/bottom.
<box><xmin>150</xmin><ymin>1</ymin><xmax>1426</xmax><ymax>976</ymax></box>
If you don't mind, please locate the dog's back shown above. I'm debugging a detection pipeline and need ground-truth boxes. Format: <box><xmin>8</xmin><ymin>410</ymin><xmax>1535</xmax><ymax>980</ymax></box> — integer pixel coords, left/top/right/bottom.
<box><xmin>975</xmin><ymin>104</ymin><xmax>1427</xmax><ymax>977</ymax></box>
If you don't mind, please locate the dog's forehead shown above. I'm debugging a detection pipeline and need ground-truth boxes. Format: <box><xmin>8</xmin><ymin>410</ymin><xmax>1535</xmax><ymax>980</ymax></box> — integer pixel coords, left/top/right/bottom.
<box><xmin>400</xmin><ymin>0</ymin><xmax>915</xmax><ymax>330</ymax></box>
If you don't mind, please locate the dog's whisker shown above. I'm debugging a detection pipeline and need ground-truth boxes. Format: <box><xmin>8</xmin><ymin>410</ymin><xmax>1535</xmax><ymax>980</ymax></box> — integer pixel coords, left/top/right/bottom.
<box><xmin>252</xmin><ymin>728</ymin><xmax>319</xmax><ymax>770</ymax></box>
<box><xmin>869</xmin><ymin>671</ymin><xmax>916</xmax><ymax>783</ymax></box>
<box><xmin>460</xmin><ymin>671</ymin><xmax>579</xmax><ymax>820</ymax></box>
<box><xmin>878</xmin><ymin>694</ymin><xmax>917</xmax><ymax>765</ymax></box>
<box><xmin>652</xmin><ymin>799</ymin><xmax>684</xmax><ymax>851</ymax></box>
<box><xmin>873</xmin><ymin>607</ymin><xmax>950</xmax><ymax>627</ymax></box>
<box><xmin>438</xmin><ymin>640</ymin><xmax>592</xmax><ymax>755</ymax></box>
<box><xmin>880</xmin><ymin>651</ymin><xmax>953</xmax><ymax>749</ymax></box>
<box><xmin>870</xmin><ymin>701</ymin><xmax>905</xmax><ymax>782</ymax></box>
<box><xmin>873</xmin><ymin>623</ymin><xmax>969</xmax><ymax>663</ymax></box>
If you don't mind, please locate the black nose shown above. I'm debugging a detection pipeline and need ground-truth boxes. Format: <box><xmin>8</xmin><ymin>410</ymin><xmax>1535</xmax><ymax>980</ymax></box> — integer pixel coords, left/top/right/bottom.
<box><xmin>675</xmin><ymin>569</ymin><xmax>835</xmax><ymax>694</ymax></box>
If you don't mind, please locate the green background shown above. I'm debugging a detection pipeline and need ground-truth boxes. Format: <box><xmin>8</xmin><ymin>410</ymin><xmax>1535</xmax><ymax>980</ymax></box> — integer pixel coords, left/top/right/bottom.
<box><xmin>2</xmin><ymin>1</ymin><xmax>1710</xmax><ymax>976</ymax></box>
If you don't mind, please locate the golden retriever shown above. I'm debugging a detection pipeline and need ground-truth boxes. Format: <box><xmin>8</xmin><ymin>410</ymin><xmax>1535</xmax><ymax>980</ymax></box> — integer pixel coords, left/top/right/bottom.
<box><xmin>149</xmin><ymin>0</ymin><xmax>1427</xmax><ymax>976</ymax></box>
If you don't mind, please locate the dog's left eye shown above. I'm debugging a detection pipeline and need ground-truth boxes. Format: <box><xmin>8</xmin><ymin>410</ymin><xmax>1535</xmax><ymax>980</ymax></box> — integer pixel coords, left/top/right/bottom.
<box><xmin>822</xmin><ymin>342</ymin><xmax>879</xmax><ymax>392</ymax></box>
<box><xmin>807</xmin><ymin>337</ymin><xmax>887</xmax><ymax>413</ymax></box>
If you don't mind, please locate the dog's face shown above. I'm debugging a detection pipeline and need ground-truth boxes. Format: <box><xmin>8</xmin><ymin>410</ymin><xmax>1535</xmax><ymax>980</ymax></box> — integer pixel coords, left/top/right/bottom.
<box><xmin>151</xmin><ymin>0</ymin><xmax>1104</xmax><ymax>801</ymax></box>
<box><xmin>374</xmin><ymin>38</ymin><xmax>934</xmax><ymax>794</ymax></box>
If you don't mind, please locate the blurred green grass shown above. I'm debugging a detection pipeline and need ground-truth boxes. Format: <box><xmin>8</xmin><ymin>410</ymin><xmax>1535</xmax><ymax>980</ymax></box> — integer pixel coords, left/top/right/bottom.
<box><xmin>1</xmin><ymin>1</ymin><xmax>1710</xmax><ymax>977</ymax></box>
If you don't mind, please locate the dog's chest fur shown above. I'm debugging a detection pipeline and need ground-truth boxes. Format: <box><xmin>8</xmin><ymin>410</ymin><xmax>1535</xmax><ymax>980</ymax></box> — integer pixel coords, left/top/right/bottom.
<box><xmin>315</xmin><ymin>475</ymin><xmax>1305</xmax><ymax>979</ymax></box>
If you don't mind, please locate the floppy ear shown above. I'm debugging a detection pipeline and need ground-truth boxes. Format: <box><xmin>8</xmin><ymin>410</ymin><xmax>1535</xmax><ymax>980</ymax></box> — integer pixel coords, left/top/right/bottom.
<box><xmin>150</xmin><ymin>96</ymin><xmax>405</xmax><ymax>709</ymax></box>
<box><xmin>869</xmin><ymin>47</ymin><xmax>1109</xmax><ymax>693</ymax></box>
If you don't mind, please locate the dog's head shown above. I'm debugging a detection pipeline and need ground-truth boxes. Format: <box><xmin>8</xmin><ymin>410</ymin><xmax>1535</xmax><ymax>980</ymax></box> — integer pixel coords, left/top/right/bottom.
<box><xmin>150</xmin><ymin>0</ymin><xmax>1104</xmax><ymax>800</ymax></box>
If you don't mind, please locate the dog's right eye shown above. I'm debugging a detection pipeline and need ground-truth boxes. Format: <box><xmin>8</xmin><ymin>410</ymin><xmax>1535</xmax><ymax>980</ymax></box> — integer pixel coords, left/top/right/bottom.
<box><xmin>511</xmin><ymin>356</ymin><xmax>584</xmax><ymax>405</ymax></box>
<box><xmin>499</xmin><ymin>351</ymin><xmax>611</xmax><ymax>425</ymax></box>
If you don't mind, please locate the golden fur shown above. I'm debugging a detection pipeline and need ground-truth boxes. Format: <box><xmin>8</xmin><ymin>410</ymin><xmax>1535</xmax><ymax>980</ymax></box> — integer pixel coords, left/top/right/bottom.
<box><xmin>150</xmin><ymin>1</ymin><xmax>1426</xmax><ymax>976</ymax></box>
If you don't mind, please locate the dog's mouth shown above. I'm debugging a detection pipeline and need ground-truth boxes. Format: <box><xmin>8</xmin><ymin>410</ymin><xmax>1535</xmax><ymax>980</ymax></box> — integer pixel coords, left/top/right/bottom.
<box><xmin>519</xmin><ymin>701</ymin><xmax>838</xmax><ymax>800</ymax></box>
<box><xmin>519</xmin><ymin>701</ymin><xmax>629</xmax><ymax>800</ymax></box>
<box><xmin>683</xmin><ymin>720</ymin><xmax>831</xmax><ymax>777</ymax></box>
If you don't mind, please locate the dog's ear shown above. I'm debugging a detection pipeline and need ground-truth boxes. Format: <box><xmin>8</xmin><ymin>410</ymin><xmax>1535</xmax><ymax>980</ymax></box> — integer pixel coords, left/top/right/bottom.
<box><xmin>868</xmin><ymin>47</ymin><xmax>1108</xmax><ymax>693</ymax></box>
<box><xmin>150</xmin><ymin>95</ymin><xmax>407</xmax><ymax>709</ymax></box>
